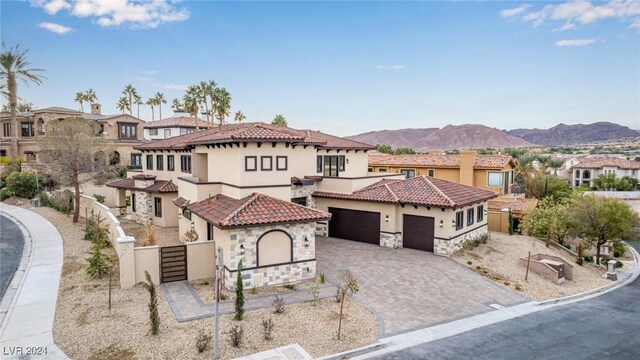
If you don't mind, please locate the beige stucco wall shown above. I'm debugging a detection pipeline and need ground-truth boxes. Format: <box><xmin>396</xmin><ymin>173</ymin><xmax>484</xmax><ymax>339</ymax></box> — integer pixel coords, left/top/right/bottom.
<box><xmin>137</xmin><ymin>150</ymin><xmax>187</xmax><ymax>183</ymax></box>
<box><xmin>134</xmin><ymin>246</ymin><xmax>160</xmax><ymax>285</ymax></box>
<box><xmin>257</xmin><ymin>231</ymin><xmax>292</xmax><ymax>266</ymax></box>
<box><xmin>316</xmin><ymin>173</ymin><xmax>405</xmax><ymax>193</ymax></box>
<box><xmin>186</xmin><ymin>240</ymin><xmax>216</xmax><ymax>281</ymax></box>
<box><xmin>318</xmin><ymin>149</ymin><xmax>369</xmax><ymax>178</ymax></box>
<box><xmin>314</xmin><ymin>198</ymin><xmax>398</xmax><ymax>233</ymax></box>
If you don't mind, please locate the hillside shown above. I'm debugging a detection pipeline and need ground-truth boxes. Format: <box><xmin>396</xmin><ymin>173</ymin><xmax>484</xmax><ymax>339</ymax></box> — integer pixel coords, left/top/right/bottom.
<box><xmin>346</xmin><ymin>124</ymin><xmax>532</xmax><ymax>151</ymax></box>
<box><xmin>508</xmin><ymin>122</ymin><xmax>639</xmax><ymax>145</ymax></box>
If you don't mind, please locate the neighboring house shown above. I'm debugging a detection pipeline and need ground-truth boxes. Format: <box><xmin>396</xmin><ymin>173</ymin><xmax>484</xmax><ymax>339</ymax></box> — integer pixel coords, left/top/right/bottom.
<box><xmin>0</xmin><ymin>104</ymin><xmax>145</xmax><ymax>167</ymax></box>
<box><xmin>107</xmin><ymin>122</ymin><xmax>401</xmax><ymax>289</ymax></box>
<box><xmin>563</xmin><ymin>157</ymin><xmax>640</xmax><ymax>187</ymax></box>
<box><xmin>143</xmin><ymin>116</ymin><xmax>209</xmax><ymax>140</ymax></box>
<box><xmin>368</xmin><ymin>151</ymin><xmax>517</xmax><ymax>195</ymax></box>
<box><xmin>487</xmin><ymin>195</ymin><xmax>538</xmax><ymax>234</ymax></box>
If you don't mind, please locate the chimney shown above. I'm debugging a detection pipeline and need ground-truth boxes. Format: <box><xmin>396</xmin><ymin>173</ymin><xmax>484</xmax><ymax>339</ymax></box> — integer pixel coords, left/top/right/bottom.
<box><xmin>459</xmin><ymin>150</ymin><xmax>476</xmax><ymax>187</ymax></box>
<box><xmin>91</xmin><ymin>103</ymin><xmax>102</xmax><ymax>115</ymax></box>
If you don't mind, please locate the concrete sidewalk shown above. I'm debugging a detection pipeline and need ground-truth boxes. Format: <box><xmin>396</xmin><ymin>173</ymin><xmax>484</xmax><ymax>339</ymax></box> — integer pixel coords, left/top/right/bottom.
<box><xmin>0</xmin><ymin>204</ymin><xmax>68</xmax><ymax>359</ymax></box>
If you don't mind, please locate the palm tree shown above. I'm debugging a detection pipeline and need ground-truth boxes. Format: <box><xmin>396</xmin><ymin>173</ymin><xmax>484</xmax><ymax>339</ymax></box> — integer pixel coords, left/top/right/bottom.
<box><xmin>213</xmin><ymin>87</ymin><xmax>231</xmax><ymax>127</ymax></box>
<box><xmin>146</xmin><ymin>97</ymin><xmax>156</xmax><ymax>121</ymax></box>
<box><xmin>272</xmin><ymin>114</ymin><xmax>287</xmax><ymax>126</ymax></box>
<box><xmin>122</xmin><ymin>84</ymin><xmax>137</xmax><ymax>116</ymax></box>
<box><xmin>546</xmin><ymin>158</ymin><xmax>565</xmax><ymax>176</ymax></box>
<box><xmin>234</xmin><ymin>111</ymin><xmax>246</xmax><ymax>123</ymax></box>
<box><xmin>199</xmin><ymin>81</ymin><xmax>213</xmax><ymax>127</ymax></box>
<box><xmin>0</xmin><ymin>43</ymin><xmax>46</xmax><ymax>166</ymax></box>
<box><xmin>2</xmin><ymin>101</ymin><xmax>34</xmax><ymax>112</ymax></box>
<box><xmin>183</xmin><ymin>85</ymin><xmax>202</xmax><ymax>129</ymax></box>
<box><xmin>171</xmin><ymin>98</ymin><xmax>183</xmax><ymax>112</ymax></box>
<box><xmin>154</xmin><ymin>92</ymin><xmax>166</xmax><ymax>120</ymax></box>
<box><xmin>206</xmin><ymin>80</ymin><xmax>218</xmax><ymax>128</ymax></box>
<box><xmin>85</xmin><ymin>88</ymin><xmax>98</xmax><ymax>104</ymax></box>
<box><xmin>75</xmin><ymin>91</ymin><xmax>85</xmax><ymax>112</ymax></box>
<box><xmin>116</xmin><ymin>96</ymin><xmax>130</xmax><ymax>114</ymax></box>
<box><xmin>134</xmin><ymin>93</ymin><xmax>143</xmax><ymax>118</ymax></box>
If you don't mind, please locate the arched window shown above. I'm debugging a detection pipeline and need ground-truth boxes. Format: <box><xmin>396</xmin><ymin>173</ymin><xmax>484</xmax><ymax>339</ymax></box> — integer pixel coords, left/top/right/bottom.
<box><xmin>109</xmin><ymin>151</ymin><xmax>121</xmax><ymax>165</ymax></box>
<box><xmin>37</xmin><ymin>118</ymin><xmax>44</xmax><ymax>134</ymax></box>
<box><xmin>575</xmin><ymin>170</ymin><xmax>580</xmax><ymax>178</ymax></box>
<box><xmin>583</xmin><ymin>170</ymin><xmax>590</xmax><ymax>179</ymax></box>
<box><xmin>256</xmin><ymin>230</ymin><xmax>293</xmax><ymax>267</ymax></box>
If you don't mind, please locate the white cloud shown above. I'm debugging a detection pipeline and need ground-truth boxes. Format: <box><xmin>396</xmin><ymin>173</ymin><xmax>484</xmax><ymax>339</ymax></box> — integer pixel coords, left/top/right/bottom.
<box><xmin>31</xmin><ymin>0</ymin><xmax>190</xmax><ymax>29</ymax></box>
<box><xmin>374</xmin><ymin>65</ymin><xmax>406</xmax><ymax>70</ymax></box>
<box><xmin>555</xmin><ymin>38</ymin><xmax>597</xmax><ymax>46</ymax></box>
<box><xmin>38</xmin><ymin>21</ymin><xmax>73</xmax><ymax>34</ymax></box>
<box><xmin>500</xmin><ymin>0</ymin><xmax>640</xmax><ymax>30</ymax></box>
<box><xmin>390</xmin><ymin>65</ymin><xmax>406</xmax><ymax>70</ymax></box>
<box><xmin>500</xmin><ymin>4</ymin><xmax>531</xmax><ymax>18</ymax></box>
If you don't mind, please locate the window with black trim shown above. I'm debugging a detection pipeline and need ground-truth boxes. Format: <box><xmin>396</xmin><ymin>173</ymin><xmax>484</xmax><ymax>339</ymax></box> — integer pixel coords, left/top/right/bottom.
<box><xmin>276</xmin><ymin>156</ymin><xmax>288</xmax><ymax>171</ymax></box>
<box><xmin>20</xmin><ymin>122</ymin><xmax>34</xmax><ymax>137</ymax></box>
<box><xmin>428</xmin><ymin>169</ymin><xmax>435</xmax><ymax>177</ymax></box>
<box><xmin>378</xmin><ymin>168</ymin><xmax>387</xmax><ymax>172</ymax></box>
<box><xmin>338</xmin><ymin>155</ymin><xmax>346</xmax><ymax>171</ymax></box>
<box><xmin>118</xmin><ymin>123</ymin><xmax>137</xmax><ymax>140</ymax></box>
<box><xmin>401</xmin><ymin>169</ymin><xmax>416</xmax><ymax>178</ymax></box>
<box><xmin>368</xmin><ymin>167</ymin><xmax>373</xmax><ymax>172</ymax></box>
<box><xmin>467</xmin><ymin>208</ymin><xmax>474</xmax><ymax>226</ymax></box>
<box><xmin>180</xmin><ymin>155</ymin><xmax>192</xmax><ymax>173</ymax></box>
<box><xmin>245</xmin><ymin>156</ymin><xmax>257</xmax><ymax>171</ymax></box>
<box><xmin>154</xmin><ymin>197</ymin><xmax>162</xmax><ymax>217</ymax></box>
<box><xmin>2</xmin><ymin>123</ymin><xmax>11</xmax><ymax>137</ymax></box>
<box><xmin>207</xmin><ymin>222</ymin><xmax>214</xmax><ymax>241</ymax></box>
<box><xmin>156</xmin><ymin>155</ymin><xmax>163</xmax><ymax>170</ymax></box>
<box><xmin>477</xmin><ymin>205</ymin><xmax>484</xmax><ymax>222</ymax></box>
<box><xmin>167</xmin><ymin>155</ymin><xmax>175</xmax><ymax>171</ymax></box>
<box><xmin>261</xmin><ymin>156</ymin><xmax>273</xmax><ymax>171</ymax></box>
<box><xmin>130</xmin><ymin>153</ymin><xmax>141</xmax><ymax>167</ymax></box>
<box><xmin>149</xmin><ymin>129</ymin><xmax>158</xmax><ymax>135</ymax></box>
<box><xmin>456</xmin><ymin>211</ymin><xmax>464</xmax><ymax>230</ymax></box>
<box><xmin>146</xmin><ymin>154</ymin><xmax>153</xmax><ymax>170</ymax></box>
<box><xmin>316</xmin><ymin>156</ymin><xmax>322</xmax><ymax>173</ymax></box>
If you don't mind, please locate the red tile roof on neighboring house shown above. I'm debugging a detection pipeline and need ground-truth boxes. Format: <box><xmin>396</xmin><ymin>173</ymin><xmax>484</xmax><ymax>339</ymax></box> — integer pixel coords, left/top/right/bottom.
<box><xmin>185</xmin><ymin>193</ymin><xmax>331</xmax><ymax>228</ymax></box>
<box><xmin>106</xmin><ymin>178</ymin><xmax>178</xmax><ymax>193</ymax></box>
<box><xmin>173</xmin><ymin>196</ymin><xmax>190</xmax><ymax>208</ymax></box>
<box><xmin>135</xmin><ymin>122</ymin><xmax>375</xmax><ymax>151</ymax></box>
<box><xmin>143</xmin><ymin>116</ymin><xmax>209</xmax><ymax>129</ymax></box>
<box><xmin>569</xmin><ymin>157</ymin><xmax>640</xmax><ymax>170</ymax></box>
<box><xmin>368</xmin><ymin>153</ymin><xmax>515</xmax><ymax>169</ymax></box>
<box><xmin>314</xmin><ymin>176</ymin><xmax>497</xmax><ymax>208</ymax></box>
<box><xmin>487</xmin><ymin>197</ymin><xmax>538</xmax><ymax>215</ymax></box>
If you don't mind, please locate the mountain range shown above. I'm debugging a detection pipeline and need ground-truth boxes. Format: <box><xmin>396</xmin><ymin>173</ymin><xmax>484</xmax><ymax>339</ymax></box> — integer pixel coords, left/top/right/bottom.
<box><xmin>346</xmin><ymin>122</ymin><xmax>639</xmax><ymax>151</ymax></box>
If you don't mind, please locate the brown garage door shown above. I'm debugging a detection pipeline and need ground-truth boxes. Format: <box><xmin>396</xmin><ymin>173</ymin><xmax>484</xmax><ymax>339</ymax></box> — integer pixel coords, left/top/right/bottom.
<box><xmin>403</xmin><ymin>214</ymin><xmax>434</xmax><ymax>252</ymax></box>
<box><xmin>328</xmin><ymin>207</ymin><xmax>380</xmax><ymax>245</ymax></box>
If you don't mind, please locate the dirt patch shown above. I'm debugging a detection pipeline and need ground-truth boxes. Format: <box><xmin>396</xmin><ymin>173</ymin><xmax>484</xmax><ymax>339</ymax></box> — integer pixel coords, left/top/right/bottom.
<box><xmin>61</xmin><ymin>257</ymin><xmax>84</xmax><ymax>277</ymax></box>
<box><xmin>88</xmin><ymin>345</ymin><xmax>137</xmax><ymax>360</ymax></box>
<box><xmin>76</xmin><ymin>309</ymin><xmax>89</xmax><ymax>326</ymax></box>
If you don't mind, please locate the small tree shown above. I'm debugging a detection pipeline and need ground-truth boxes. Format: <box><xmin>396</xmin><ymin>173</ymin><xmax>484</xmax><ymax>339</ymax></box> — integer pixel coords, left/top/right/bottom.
<box><xmin>336</xmin><ymin>270</ymin><xmax>359</xmax><ymax>340</ymax></box>
<box><xmin>520</xmin><ymin>198</ymin><xmax>571</xmax><ymax>245</ymax></box>
<box><xmin>86</xmin><ymin>243</ymin><xmax>114</xmax><ymax>279</ymax></box>
<box><xmin>394</xmin><ymin>147</ymin><xmax>416</xmax><ymax>155</ymax></box>
<box><xmin>235</xmin><ymin>259</ymin><xmax>245</xmax><ymax>321</ymax></box>
<box><xmin>142</xmin><ymin>270</ymin><xmax>160</xmax><ymax>335</ymax></box>
<box><xmin>271</xmin><ymin>114</ymin><xmax>287</xmax><ymax>126</ymax></box>
<box><xmin>183</xmin><ymin>229</ymin><xmax>199</xmax><ymax>242</ymax></box>
<box><xmin>376</xmin><ymin>144</ymin><xmax>393</xmax><ymax>154</ymax></box>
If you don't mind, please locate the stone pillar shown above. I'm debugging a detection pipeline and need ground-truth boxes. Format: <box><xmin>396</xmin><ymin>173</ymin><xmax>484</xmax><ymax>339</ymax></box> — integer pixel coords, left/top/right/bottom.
<box><xmin>132</xmin><ymin>174</ymin><xmax>157</xmax><ymax>223</ymax></box>
<box><xmin>117</xmin><ymin>236</ymin><xmax>137</xmax><ymax>289</ymax></box>
<box><xmin>607</xmin><ymin>260</ymin><xmax>618</xmax><ymax>281</ymax></box>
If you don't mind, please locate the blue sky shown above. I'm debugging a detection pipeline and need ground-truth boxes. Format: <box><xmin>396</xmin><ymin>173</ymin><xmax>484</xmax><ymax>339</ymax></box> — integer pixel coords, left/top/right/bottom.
<box><xmin>2</xmin><ymin>0</ymin><xmax>639</xmax><ymax>136</ymax></box>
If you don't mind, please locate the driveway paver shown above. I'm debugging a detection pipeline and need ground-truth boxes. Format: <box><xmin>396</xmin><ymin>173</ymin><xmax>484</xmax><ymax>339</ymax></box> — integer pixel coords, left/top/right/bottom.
<box><xmin>316</xmin><ymin>236</ymin><xmax>527</xmax><ymax>336</ymax></box>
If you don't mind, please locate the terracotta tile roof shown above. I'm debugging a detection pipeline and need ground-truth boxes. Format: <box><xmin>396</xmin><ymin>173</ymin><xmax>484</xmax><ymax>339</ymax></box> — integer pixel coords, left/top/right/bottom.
<box><xmin>173</xmin><ymin>196</ymin><xmax>190</xmax><ymax>209</ymax></box>
<box><xmin>106</xmin><ymin>178</ymin><xmax>178</xmax><ymax>193</ymax></box>
<box><xmin>487</xmin><ymin>197</ymin><xmax>538</xmax><ymax>215</ymax></box>
<box><xmin>143</xmin><ymin>116</ymin><xmax>209</xmax><ymax>129</ymax></box>
<box><xmin>368</xmin><ymin>153</ymin><xmax>515</xmax><ymax>169</ymax></box>
<box><xmin>186</xmin><ymin>193</ymin><xmax>331</xmax><ymax>228</ymax></box>
<box><xmin>569</xmin><ymin>157</ymin><xmax>640</xmax><ymax>170</ymax></box>
<box><xmin>314</xmin><ymin>176</ymin><xmax>497</xmax><ymax>208</ymax></box>
<box><xmin>135</xmin><ymin>122</ymin><xmax>375</xmax><ymax>150</ymax></box>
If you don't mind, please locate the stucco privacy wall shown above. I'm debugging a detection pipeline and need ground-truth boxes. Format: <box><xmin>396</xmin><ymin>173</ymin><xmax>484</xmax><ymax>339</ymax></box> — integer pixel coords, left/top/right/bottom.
<box><xmin>186</xmin><ymin>240</ymin><xmax>216</xmax><ymax>281</ymax></box>
<box><xmin>223</xmin><ymin>222</ymin><xmax>316</xmax><ymax>289</ymax></box>
<box><xmin>134</xmin><ymin>246</ymin><xmax>160</xmax><ymax>285</ymax></box>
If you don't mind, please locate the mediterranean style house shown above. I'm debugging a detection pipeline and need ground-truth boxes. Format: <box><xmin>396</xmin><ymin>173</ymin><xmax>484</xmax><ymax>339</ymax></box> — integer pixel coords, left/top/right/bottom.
<box><xmin>143</xmin><ymin>116</ymin><xmax>208</xmax><ymax>140</ymax></box>
<box><xmin>368</xmin><ymin>151</ymin><xmax>517</xmax><ymax>195</ymax></box>
<box><xmin>107</xmin><ymin>122</ymin><xmax>498</xmax><ymax>288</ymax></box>
<box><xmin>559</xmin><ymin>157</ymin><xmax>640</xmax><ymax>187</ymax></box>
<box><xmin>0</xmin><ymin>104</ymin><xmax>145</xmax><ymax>167</ymax></box>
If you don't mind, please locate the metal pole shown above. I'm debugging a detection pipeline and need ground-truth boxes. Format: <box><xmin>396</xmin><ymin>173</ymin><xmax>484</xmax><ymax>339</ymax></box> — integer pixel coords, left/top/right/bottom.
<box><xmin>525</xmin><ymin>251</ymin><xmax>531</xmax><ymax>281</ymax></box>
<box><xmin>213</xmin><ymin>246</ymin><xmax>223</xmax><ymax>360</ymax></box>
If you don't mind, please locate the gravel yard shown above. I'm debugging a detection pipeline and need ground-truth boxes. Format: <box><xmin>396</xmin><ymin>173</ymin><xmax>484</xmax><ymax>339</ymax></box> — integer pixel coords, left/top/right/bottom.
<box><xmin>19</xmin><ymin>204</ymin><xmax>377</xmax><ymax>359</ymax></box>
<box><xmin>118</xmin><ymin>218</ymin><xmax>181</xmax><ymax>247</ymax></box>
<box><xmin>452</xmin><ymin>232</ymin><xmax>613</xmax><ymax>301</ymax></box>
<box><xmin>192</xmin><ymin>278</ymin><xmax>325</xmax><ymax>304</ymax></box>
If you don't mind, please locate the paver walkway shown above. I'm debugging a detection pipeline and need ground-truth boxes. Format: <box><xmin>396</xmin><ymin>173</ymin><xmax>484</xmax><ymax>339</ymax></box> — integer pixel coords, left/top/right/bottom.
<box><xmin>0</xmin><ymin>204</ymin><xmax>68</xmax><ymax>359</ymax></box>
<box><xmin>161</xmin><ymin>280</ymin><xmax>337</xmax><ymax>322</ymax></box>
<box><xmin>316</xmin><ymin>236</ymin><xmax>527</xmax><ymax>337</ymax></box>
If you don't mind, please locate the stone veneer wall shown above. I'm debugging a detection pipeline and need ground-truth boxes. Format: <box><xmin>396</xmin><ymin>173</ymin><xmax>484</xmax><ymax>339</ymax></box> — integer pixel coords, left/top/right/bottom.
<box><xmin>224</xmin><ymin>222</ymin><xmax>317</xmax><ymax>289</ymax></box>
<box><xmin>434</xmin><ymin>225</ymin><xmax>488</xmax><ymax>256</ymax></box>
<box><xmin>315</xmin><ymin>221</ymin><xmax>328</xmax><ymax>237</ymax></box>
<box><xmin>380</xmin><ymin>232</ymin><xmax>402</xmax><ymax>249</ymax></box>
<box><xmin>291</xmin><ymin>184</ymin><xmax>316</xmax><ymax>208</ymax></box>
<box><xmin>133</xmin><ymin>178</ymin><xmax>155</xmax><ymax>223</ymax></box>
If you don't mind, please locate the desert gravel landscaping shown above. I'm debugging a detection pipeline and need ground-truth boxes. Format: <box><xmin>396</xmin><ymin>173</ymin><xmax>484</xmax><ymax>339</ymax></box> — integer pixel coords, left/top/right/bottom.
<box><xmin>452</xmin><ymin>232</ymin><xmax>615</xmax><ymax>301</ymax></box>
<box><xmin>18</xmin><ymin>204</ymin><xmax>378</xmax><ymax>359</ymax></box>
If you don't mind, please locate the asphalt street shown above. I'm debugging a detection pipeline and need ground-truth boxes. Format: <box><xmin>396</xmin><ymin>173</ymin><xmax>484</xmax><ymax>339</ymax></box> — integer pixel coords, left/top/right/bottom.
<box><xmin>371</xmin><ymin>242</ymin><xmax>640</xmax><ymax>360</ymax></box>
<box><xmin>0</xmin><ymin>215</ymin><xmax>24</xmax><ymax>299</ymax></box>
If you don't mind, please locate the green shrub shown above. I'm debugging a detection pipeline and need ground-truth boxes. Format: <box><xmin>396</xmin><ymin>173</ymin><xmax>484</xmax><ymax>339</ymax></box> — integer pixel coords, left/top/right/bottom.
<box><xmin>0</xmin><ymin>156</ymin><xmax>23</xmax><ymax>166</ymax></box>
<box><xmin>283</xmin><ymin>284</ymin><xmax>296</xmax><ymax>290</ymax></box>
<box><xmin>615</xmin><ymin>260</ymin><xmax>623</xmax><ymax>269</ymax></box>
<box><xmin>462</xmin><ymin>240</ymin><xmax>474</xmax><ymax>250</ymax></box>
<box><xmin>84</xmin><ymin>213</ymin><xmax>110</xmax><ymax>247</ymax></box>
<box><xmin>262</xmin><ymin>318</ymin><xmax>274</xmax><ymax>341</ymax></box>
<box><xmin>94</xmin><ymin>194</ymin><xmax>106</xmax><ymax>204</ymax></box>
<box><xmin>234</xmin><ymin>259</ymin><xmax>245</xmax><ymax>321</ymax></box>
<box><xmin>40</xmin><ymin>191</ymin><xmax>73</xmax><ymax>214</ymax></box>
<box><xmin>142</xmin><ymin>270</ymin><xmax>160</xmax><ymax>335</ymax></box>
<box><xmin>576</xmin><ymin>257</ymin><xmax>583</xmax><ymax>266</ymax></box>
<box><xmin>613</xmin><ymin>242</ymin><xmax>626</xmax><ymax>258</ymax></box>
<box><xmin>229</xmin><ymin>324</ymin><xmax>243</xmax><ymax>348</ymax></box>
<box><xmin>0</xmin><ymin>179</ymin><xmax>4</xmax><ymax>190</ymax></box>
<box><xmin>584</xmin><ymin>256</ymin><xmax>594</xmax><ymax>263</ymax></box>
<box><xmin>195</xmin><ymin>330</ymin><xmax>212</xmax><ymax>353</ymax></box>
<box><xmin>5</xmin><ymin>171</ymin><xmax>43</xmax><ymax>199</ymax></box>
<box><xmin>319</xmin><ymin>273</ymin><xmax>326</xmax><ymax>284</ymax></box>
<box><xmin>86</xmin><ymin>242</ymin><xmax>114</xmax><ymax>279</ymax></box>
<box><xmin>0</xmin><ymin>188</ymin><xmax>13</xmax><ymax>201</ymax></box>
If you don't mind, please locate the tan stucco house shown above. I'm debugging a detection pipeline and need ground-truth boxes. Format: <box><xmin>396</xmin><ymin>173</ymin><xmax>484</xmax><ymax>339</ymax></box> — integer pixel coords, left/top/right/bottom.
<box><xmin>368</xmin><ymin>151</ymin><xmax>517</xmax><ymax>195</ymax></box>
<box><xmin>143</xmin><ymin>116</ymin><xmax>208</xmax><ymax>140</ymax></box>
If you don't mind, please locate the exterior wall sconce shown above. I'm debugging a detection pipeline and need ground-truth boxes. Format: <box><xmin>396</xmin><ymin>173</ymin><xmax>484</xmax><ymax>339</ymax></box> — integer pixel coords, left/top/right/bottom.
<box><xmin>190</xmin><ymin>221</ymin><xmax>195</xmax><ymax>230</ymax></box>
<box><xmin>304</xmin><ymin>237</ymin><xmax>310</xmax><ymax>247</ymax></box>
<box><xmin>484</xmin><ymin>209</ymin><xmax>488</xmax><ymax>216</ymax></box>
<box><xmin>385</xmin><ymin>215</ymin><xmax>390</xmax><ymax>222</ymax></box>
<box><xmin>178</xmin><ymin>210</ymin><xmax>182</xmax><ymax>219</ymax></box>
<box><xmin>239</xmin><ymin>244</ymin><xmax>245</xmax><ymax>255</ymax></box>
<box><xmin>439</xmin><ymin>220</ymin><xmax>444</xmax><ymax>228</ymax></box>
<box><xmin>346</xmin><ymin>158</ymin><xmax>349</xmax><ymax>164</ymax></box>
<box><xmin>451</xmin><ymin>220</ymin><xmax>456</xmax><ymax>228</ymax></box>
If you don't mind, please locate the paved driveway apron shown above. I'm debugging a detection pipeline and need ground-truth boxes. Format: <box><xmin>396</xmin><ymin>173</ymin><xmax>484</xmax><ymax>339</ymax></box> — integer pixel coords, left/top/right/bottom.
<box><xmin>316</xmin><ymin>236</ymin><xmax>526</xmax><ymax>336</ymax></box>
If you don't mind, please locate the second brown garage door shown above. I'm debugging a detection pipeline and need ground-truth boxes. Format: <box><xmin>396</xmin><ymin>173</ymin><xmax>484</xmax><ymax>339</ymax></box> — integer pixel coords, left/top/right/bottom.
<box><xmin>403</xmin><ymin>214</ymin><xmax>435</xmax><ymax>252</ymax></box>
<box><xmin>328</xmin><ymin>207</ymin><xmax>380</xmax><ymax>245</ymax></box>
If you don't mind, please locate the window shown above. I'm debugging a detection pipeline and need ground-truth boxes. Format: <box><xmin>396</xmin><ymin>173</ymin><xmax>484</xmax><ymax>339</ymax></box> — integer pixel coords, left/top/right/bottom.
<box><xmin>316</xmin><ymin>156</ymin><xmax>322</xmax><ymax>173</ymax></box>
<box><xmin>0</xmin><ymin>149</ymin><xmax>6</xmax><ymax>157</ymax></box>
<box><xmin>378</xmin><ymin>168</ymin><xmax>387</xmax><ymax>172</ymax></box>
<box><xmin>488</xmin><ymin>172</ymin><xmax>504</xmax><ymax>187</ymax></box>
<box><xmin>167</xmin><ymin>155</ymin><xmax>175</xmax><ymax>171</ymax></box>
<box><xmin>509</xmin><ymin>171</ymin><xmax>514</xmax><ymax>184</ymax></box>
<box><xmin>156</xmin><ymin>155</ymin><xmax>163</xmax><ymax>170</ymax></box>
<box><xmin>323</xmin><ymin>155</ymin><xmax>339</xmax><ymax>177</ymax></box>
<box><xmin>368</xmin><ymin>167</ymin><xmax>373</xmax><ymax>172</ymax></box>
<box><xmin>467</xmin><ymin>208</ymin><xmax>475</xmax><ymax>226</ymax></box>
<box><xmin>456</xmin><ymin>211</ymin><xmax>464</xmax><ymax>230</ymax></box>
<box><xmin>118</xmin><ymin>123</ymin><xmax>137</xmax><ymax>139</ymax></box>
<box><xmin>583</xmin><ymin>170</ymin><xmax>591</xmax><ymax>179</ymax></box>
<box><xmin>477</xmin><ymin>205</ymin><xmax>484</xmax><ymax>222</ymax></box>
<box><xmin>245</xmin><ymin>156</ymin><xmax>257</xmax><ymax>171</ymax></box>
<box><xmin>146</xmin><ymin>154</ymin><xmax>153</xmax><ymax>170</ymax></box>
<box><xmin>180</xmin><ymin>155</ymin><xmax>192</xmax><ymax>173</ymax></box>
<box><xmin>180</xmin><ymin>128</ymin><xmax>190</xmax><ymax>135</ymax></box>
<box><xmin>131</xmin><ymin>153</ymin><xmax>142</xmax><ymax>167</ymax></box>
<box><xmin>428</xmin><ymin>169</ymin><xmax>435</xmax><ymax>177</ymax></box>
<box><xmin>24</xmin><ymin>151</ymin><xmax>36</xmax><ymax>161</ymax></box>
<box><xmin>276</xmin><ymin>156</ymin><xmax>288</xmax><ymax>171</ymax></box>
<box><xmin>338</xmin><ymin>155</ymin><xmax>346</xmax><ymax>171</ymax></box>
<box><xmin>575</xmin><ymin>170</ymin><xmax>580</xmax><ymax>178</ymax></box>
<box><xmin>164</xmin><ymin>129</ymin><xmax>171</xmax><ymax>138</ymax></box>
<box><xmin>182</xmin><ymin>209</ymin><xmax>191</xmax><ymax>220</ymax></box>
<box><xmin>261</xmin><ymin>156</ymin><xmax>273</xmax><ymax>171</ymax></box>
<box><xmin>3</xmin><ymin>123</ymin><xmax>11</xmax><ymax>137</ymax></box>
<box><xmin>207</xmin><ymin>222</ymin><xmax>214</xmax><ymax>241</ymax></box>
<box><xmin>149</xmin><ymin>129</ymin><xmax>159</xmax><ymax>135</ymax></box>
<box><xmin>401</xmin><ymin>169</ymin><xmax>416</xmax><ymax>178</ymax></box>
<box><xmin>154</xmin><ymin>197</ymin><xmax>162</xmax><ymax>217</ymax></box>
<box><xmin>21</xmin><ymin>122</ymin><xmax>34</xmax><ymax>137</ymax></box>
